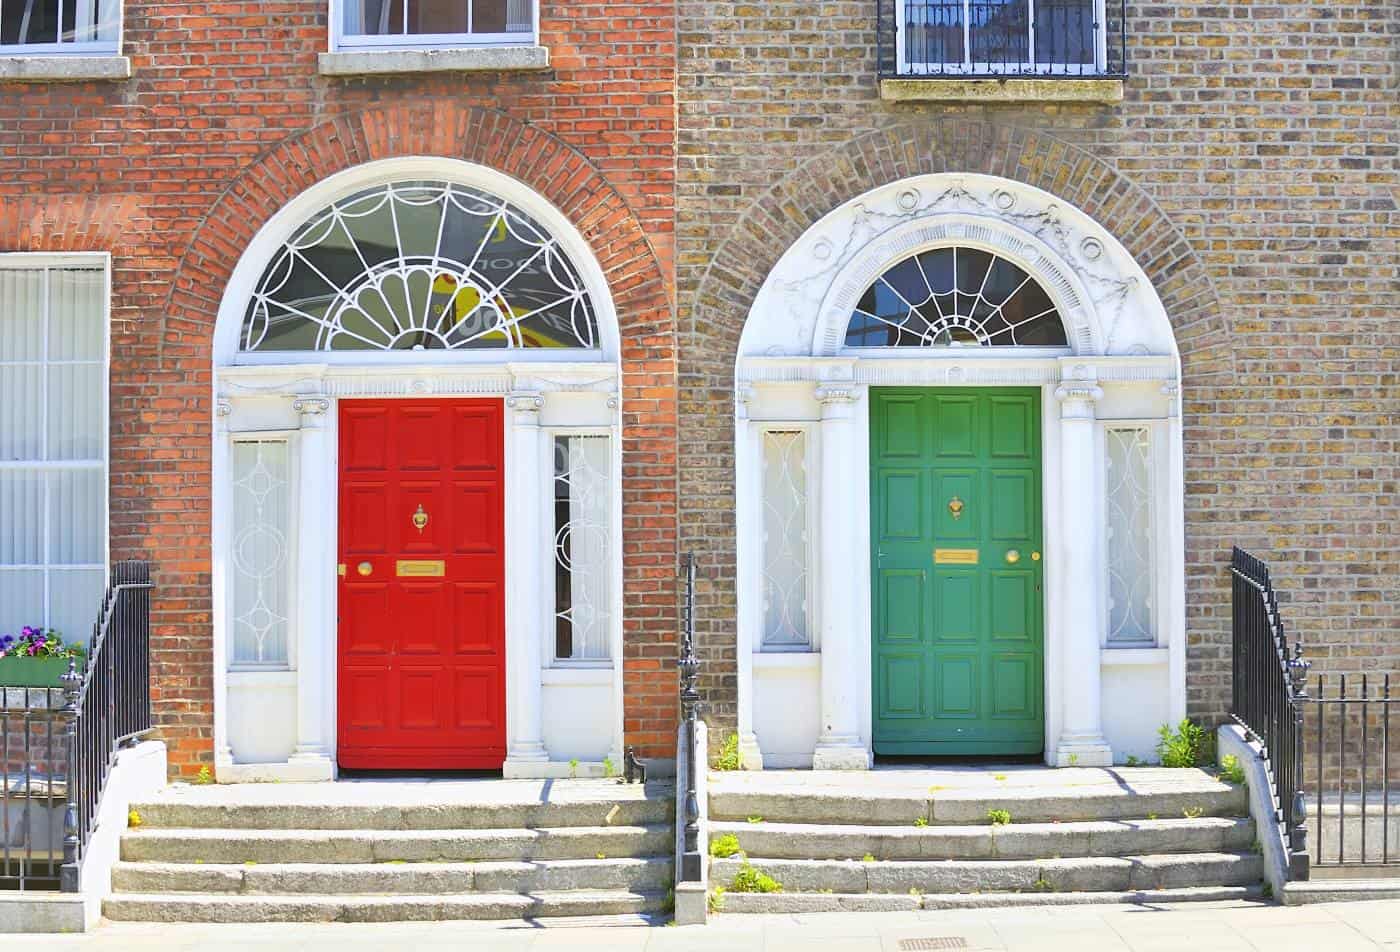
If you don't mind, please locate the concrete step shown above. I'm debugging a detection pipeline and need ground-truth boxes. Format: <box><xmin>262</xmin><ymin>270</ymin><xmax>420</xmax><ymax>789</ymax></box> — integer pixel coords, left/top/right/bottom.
<box><xmin>714</xmin><ymin>884</ymin><xmax>1265</xmax><ymax>914</ymax></box>
<box><xmin>102</xmin><ymin>889</ymin><xmax>669</xmax><ymax>923</ymax></box>
<box><xmin>708</xmin><ymin>816</ymin><xmax>1255</xmax><ymax>861</ymax></box>
<box><xmin>128</xmin><ymin>798</ymin><xmax>672</xmax><ymax>832</ymax></box>
<box><xmin>119</xmin><ymin>824</ymin><xmax>672</xmax><ymax>864</ymax></box>
<box><xmin>709</xmin><ymin>851</ymin><xmax>1264</xmax><ymax>894</ymax></box>
<box><xmin>709</xmin><ymin>782</ymin><xmax>1247</xmax><ymax>826</ymax></box>
<box><xmin>111</xmin><ymin>857</ymin><xmax>673</xmax><ymax>896</ymax></box>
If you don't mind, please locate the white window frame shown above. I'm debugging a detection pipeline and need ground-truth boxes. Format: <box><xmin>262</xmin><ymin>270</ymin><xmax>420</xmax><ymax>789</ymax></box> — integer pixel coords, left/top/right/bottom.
<box><xmin>895</xmin><ymin>0</ymin><xmax>1106</xmax><ymax>76</ymax></box>
<box><xmin>1100</xmin><ymin>419</ymin><xmax>1163</xmax><ymax>649</ymax></box>
<box><xmin>0</xmin><ymin>0</ymin><xmax>121</xmax><ymax>55</ymax></box>
<box><xmin>0</xmin><ymin>252</ymin><xmax>110</xmax><ymax>636</ymax></box>
<box><xmin>227</xmin><ymin>431</ymin><xmax>300</xmax><ymax>672</ymax></box>
<box><xmin>545</xmin><ymin>425</ymin><xmax>616</xmax><ymax>669</ymax></box>
<box><xmin>329</xmin><ymin>0</ymin><xmax>538</xmax><ymax>52</ymax></box>
<box><xmin>758</xmin><ymin>422</ymin><xmax>817</xmax><ymax>653</ymax></box>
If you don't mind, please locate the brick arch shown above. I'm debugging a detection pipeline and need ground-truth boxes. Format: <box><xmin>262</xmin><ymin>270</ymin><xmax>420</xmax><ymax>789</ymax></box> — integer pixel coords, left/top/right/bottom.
<box><xmin>681</xmin><ymin>119</ymin><xmax>1229</xmax><ymax>731</ymax></box>
<box><xmin>690</xmin><ymin>119</ymin><xmax>1229</xmax><ymax>380</ymax></box>
<box><xmin>166</xmin><ymin>100</ymin><xmax>672</xmax><ymax>363</ymax></box>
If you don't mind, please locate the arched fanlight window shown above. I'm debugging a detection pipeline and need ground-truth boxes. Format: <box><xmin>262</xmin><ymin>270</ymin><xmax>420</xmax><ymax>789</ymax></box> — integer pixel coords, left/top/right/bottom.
<box><xmin>845</xmin><ymin>246</ymin><xmax>1067</xmax><ymax>348</ymax></box>
<box><xmin>241</xmin><ymin>180</ymin><xmax>600</xmax><ymax>352</ymax></box>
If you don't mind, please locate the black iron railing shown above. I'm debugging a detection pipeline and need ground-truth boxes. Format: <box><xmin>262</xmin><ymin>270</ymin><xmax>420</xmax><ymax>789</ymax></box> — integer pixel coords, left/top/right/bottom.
<box><xmin>0</xmin><ymin>561</ymin><xmax>152</xmax><ymax>892</ymax></box>
<box><xmin>1306</xmin><ymin>675</ymin><xmax>1400</xmax><ymax>873</ymax></box>
<box><xmin>877</xmin><ymin>0</ymin><xmax>1126</xmax><ymax>78</ymax></box>
<box><xmin>677</xmin><ymin>552</ymin><xmax>702</xmax><ymax>885</ymax></box>
<box><xmin>1229</xmin><ymin>547</ymin><xmax>1310</xmax><ymax>880</ymax></box>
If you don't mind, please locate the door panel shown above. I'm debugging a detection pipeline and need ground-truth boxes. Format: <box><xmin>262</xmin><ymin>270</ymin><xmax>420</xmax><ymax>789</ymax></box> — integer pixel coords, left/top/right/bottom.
<box><xmin>337</xmin><ymin>398</ymin><xmax>507</xmax><ymax>770</ymax></box>
<box><xmin>872</xmin><ymin>387</ymin><xmax>1044</xmax><ymax>756</ymax></box>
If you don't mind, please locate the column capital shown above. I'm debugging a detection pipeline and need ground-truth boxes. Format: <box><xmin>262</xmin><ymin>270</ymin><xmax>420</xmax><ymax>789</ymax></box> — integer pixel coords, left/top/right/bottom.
<box><xmin>292</xmin><ymin>397</ymin><xmax>330</xmax><ymax>421</ymax></box>
<box><xmin>1161</xmin><ymin>382</ymin><xmax>1181</xmax><ymax>418</ymax></box>
<box><xmin>506</xmin><ymin>391</ymin><xmax>545</xmax><ymax>415</ymax></box>
<box><xmin>816</xmin><ymin>385</ymin><xmax>859</xmax><ymax>421</ymax></box>
<box><xmin>1054</xmin><ymin>381</ymin><xmax>1103</xmax><ymax>419</ymax></box>
<box><xmin>735</xmin><ymin>384</ymin><xmax>755</xmax><ymax>421</ymax></box>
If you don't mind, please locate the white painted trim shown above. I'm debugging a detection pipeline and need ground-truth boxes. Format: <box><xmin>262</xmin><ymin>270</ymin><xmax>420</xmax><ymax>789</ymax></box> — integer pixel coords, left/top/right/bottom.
<box><xmin>1099</xmin><ymin>647</ymin><xmax>1169</xmax><ymax>666</ymax></box>
<box><xmin>752</xmin><ymin>651</ymin><xmax>820</xmax><ymax>673</ymax></box>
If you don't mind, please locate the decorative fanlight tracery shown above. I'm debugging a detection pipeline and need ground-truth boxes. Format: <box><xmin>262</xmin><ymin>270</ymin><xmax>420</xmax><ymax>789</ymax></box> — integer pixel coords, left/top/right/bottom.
<box><xmin>240</xmin><ymin>180</ymin><xmax>600</xmax><ymax>353</ymax></box>
<box><xmin>845</xmin><ymin>245</ymin><xmax>1068</xmax><ymax>349</ymax></box>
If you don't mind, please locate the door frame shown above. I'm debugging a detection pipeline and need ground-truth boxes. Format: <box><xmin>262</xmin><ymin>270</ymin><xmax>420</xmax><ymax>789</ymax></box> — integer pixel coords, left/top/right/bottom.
<box><xmin>867</xmin><ymin>385</ymin><xmax>1047</xmax><ymax>757</ymax></box>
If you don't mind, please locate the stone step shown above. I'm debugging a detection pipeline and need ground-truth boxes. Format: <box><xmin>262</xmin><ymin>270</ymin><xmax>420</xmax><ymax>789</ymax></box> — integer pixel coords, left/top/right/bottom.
<box><xmin>128</xmin><ymin>798</ymin><xmax>671</xmax><ymax>832</ymax></box>
<box><xmin>709</xmin><ymin>851</ymin><xmax>1263</xmax><ymax>894</ymax></box>
<box><xmin>714</xmin><ymin>884</ymin><xmax>1265</xmax><ymax>914</ymax></box>
<box><xmin>111</xmin><ymin>857</ymin><xmax>673</xmax><ymax>896</ymax></box>
<box><xmin>102</xmin><ymin>889</ymin><xmax>669</xmax><ymax>923</ymax></box>
<box><xmin>708</xmin><ymin>816</ymin><xmax>1255</xmax><ymax>861</ymax></box>
<box><xmin>119</xmin><ymin>824</ymin><xmax>673</xmax><ymax>864</ymax></box>
<box><xmin>709</xmin><ymin>783</ymin><xmax>1247</xmax><ymax>826</ymax></box>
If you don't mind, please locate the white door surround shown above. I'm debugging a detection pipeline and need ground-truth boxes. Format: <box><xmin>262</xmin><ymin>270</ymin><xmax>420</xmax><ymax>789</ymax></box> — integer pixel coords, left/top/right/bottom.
<box><xmin>210</xmin><ymin>158</ymin><xmax>626</xmax><ymax>782</ymax></box>
<box><xmin>733</xmin><ymin>173</ymin><xmax>1187</xmax><ymax>770</ymax></box>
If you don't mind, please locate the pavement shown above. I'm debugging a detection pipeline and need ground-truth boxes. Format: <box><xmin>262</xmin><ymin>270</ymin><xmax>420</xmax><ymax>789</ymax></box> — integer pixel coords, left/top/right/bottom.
<box><xmin>8</xmin><ymin>898</ymin><xmax>1400</xmax><ymax>951</ymax></box>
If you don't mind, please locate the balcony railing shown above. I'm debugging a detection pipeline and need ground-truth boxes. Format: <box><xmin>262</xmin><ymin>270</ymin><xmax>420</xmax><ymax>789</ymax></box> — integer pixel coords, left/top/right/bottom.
<box><xmin>878</xmin><ymin>0</ymin><xmax>1126</xmax><ymax>78</ymax></box>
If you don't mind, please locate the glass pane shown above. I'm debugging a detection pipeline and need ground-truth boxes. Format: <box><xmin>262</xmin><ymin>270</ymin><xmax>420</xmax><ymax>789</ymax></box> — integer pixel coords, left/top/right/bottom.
<box><xmin>553</xmin><ymin>435</ymin><xmax>611</xmax><ymax>661</ymax></box>
<box><xmin>0</xmin><ymin>470</ymin><xmax>43</xmax><ymax>564</ymax></box>
<box><xmin>761</xmin><ymin>431</ymin><xmax>809</xmax><ymax>648</ymax></box>
<box><xmin>231</xmin><ymin>441</ymin><xmax>292</xmax><ymax>666</ymax></box>
<box><xmin>904</xmin><ymin>0</ymin><xmax>964</xmax><ymax>67</ymax></box>
<box><xmin>48</xmin><ymin>567</ymin><xmax>104</xmax><ymax>647</ymax></box>
<box><xmin>969</xmin><ymin>0</ymin><xmax>1030</xmax><ymax>66</ymax></box>
<box><xmin>1</xmin><ymin>0</ymin><xmax>58</xmax><ymax>44</ymax></box>
<box><xmin>46</xmin><ymin>364</ymin><xmax>104</xmax><ymax>461</ymax></box>
<box><xmin>1034</xmin><ymin>0</ymin><xmax>1096</xmax><ymax>65</ymax></box>
<box><xmin>0</xmin><ymin>268</ymin><xmax>43</xmax><ymax>361</ymax></box>
<box><xmin>845</xmin><ymin>246</ymin><xmax>1067</xmax><ymax>349</ymax></box>
<box><xmin>343</xmin><ymin>0</ymin><xmax>530</xmax><ymax>36</ymax></box>
<box><xmin>49</xmin><ymin>269</ymin><xmax>105</xmax><ymax>361</ymax></box>
<box><xmin>0</xmin><ymin>364</ymin><xmax>42</xmax><ymax>460</ymax></box>
<box><xmin>47</xmin><ymin>469</ymin><xmax>104</xmax><ymax>565</ymax></box>
<box><xmin>243</xmin><ymin>181</ymin><xmax>599</xmax><ymax>352</ymax></box>
<box><xmin>1106</xmin><ymin>428</ymin><xmax>1154</xmax><ymax>644</ymax></box>
<box><xmin>0</xmin><ymin>570</ymin><xmax>43</xmax><ymax>635</ymax></box>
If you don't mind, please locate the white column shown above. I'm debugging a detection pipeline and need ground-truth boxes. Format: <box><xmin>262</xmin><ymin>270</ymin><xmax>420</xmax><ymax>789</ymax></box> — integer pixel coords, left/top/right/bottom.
<box><xmin>1162</xmin><ymin>382</ymin><xmax>1188</xmax><ymax>725</ymax></box>
<box><xmin>812</xmin><ymin>385</ymin><xmax>871</xmax><ymax>770</ymax></box>
<box><xmin>288</xmin><ymin>398</ymin><xmax>335</xmax><ymax>780</ymax></box>
<box><xmin>1052</xmin><ymin>379</ymin><xmax>1113</xmax><ymax>767</ymax></box>
<box><xmin>733</xmin><ymin>385</ymin><xmax>764</xmax><ymax>769</ymax></box>
<box><xmin>503</xmin><ymin>392</ymin><xmax>549</xmax><ymax>775</ymax></box>
<box><xmin>212</xmin><ymin>401</ymin><xmax>234</xmax><ymax>777</ymax></box>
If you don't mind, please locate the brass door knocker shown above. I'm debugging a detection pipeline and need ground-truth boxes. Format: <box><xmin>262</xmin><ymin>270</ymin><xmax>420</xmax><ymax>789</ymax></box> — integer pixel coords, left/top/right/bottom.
<box><xmin>412</xmin><ymin>504</ymin><xmax>429</xmax><ymax>534</ymax></box>
<box><xmin>947</xmin><ymin>496</ymin><xmax>965</xmax><ymax>520</ymax></box>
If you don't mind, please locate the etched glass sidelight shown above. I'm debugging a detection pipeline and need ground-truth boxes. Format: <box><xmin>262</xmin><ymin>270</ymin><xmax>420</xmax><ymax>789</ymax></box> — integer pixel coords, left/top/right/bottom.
<box><xmin>845</xmin><ymin>246</ymin><xmax>1068</xmax><ymax>349</ymax></box>
<box><xmin>553</xmin><ymin>435</ymin><xmax>611</xmax><ymax>662</ymax></box>
<box><xmin>230</xmin><ymin>440</ymin><xmax>291</xmax><ymax>667</ymax></box>
<box><xmin>761</xmin><ymin>430</ymin><xmax>809</xmax><ymax>649</ymax></box>
<box><xmin>241</xmin><ymin>181</ymin><xmax>599</xmax><ymax>353</ymax></box>
<box><xmin>1106</xmin><ymin>427</ymin><xmax>1154</xmax><ymax>644</ymax></box>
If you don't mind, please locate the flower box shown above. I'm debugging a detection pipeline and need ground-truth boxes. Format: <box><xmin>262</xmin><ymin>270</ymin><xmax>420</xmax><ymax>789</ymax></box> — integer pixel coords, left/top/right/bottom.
<box><xmin>0</xmin><ymin>656</ymin><xmax>76</xmax><ymax>688</ymax></box>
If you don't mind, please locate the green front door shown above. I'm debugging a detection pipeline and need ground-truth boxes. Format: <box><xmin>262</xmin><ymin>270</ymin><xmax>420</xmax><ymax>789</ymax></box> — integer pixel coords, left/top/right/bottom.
<box><xmin>871</xmin><ymin>388</ymin><xmax>1044</xmax><ymax>756</ymax></box>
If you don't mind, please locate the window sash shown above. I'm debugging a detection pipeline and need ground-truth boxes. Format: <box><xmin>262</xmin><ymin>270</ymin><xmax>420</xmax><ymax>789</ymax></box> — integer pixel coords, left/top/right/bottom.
<box><xmin>896</xmin><ymin>0</ymin><xmax>1103</xmax><ymax>74</ymax></box>
<box><xmin>0</xmin><ymin>258</ymin><xmax>108</xmax><ymax>643</ymax></box>
<box><xmin>760</xmin><ymin>428</ymin><xmax>812</xmax><ymax>651</ymax></box>
<box><xmin>0</xmin><ymin>0</ymin><xmax>121</xmax><ymax>53</ymax></box>
<box><xmin>550</xmin><ymin>432</ymin><xmax>612</xmax><ymax>664</ymax></box>
<box><xmin>333</xmin><ymin>0</ymin><xmax>535</xmax><ymax>50</ymax></box>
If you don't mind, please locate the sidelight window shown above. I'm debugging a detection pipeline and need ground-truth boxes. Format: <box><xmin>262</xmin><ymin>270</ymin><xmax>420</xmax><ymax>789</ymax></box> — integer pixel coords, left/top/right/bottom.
<box><xmin>1105</xmin><ymin>426</ymin><xmax>1154</xmax><ymax>645</ymax></box>
<box><xmin>552</xmin><ymin>434</ymin><xmax>611</xmax><ymax>663</ymax></box>
<box><xmin>0</xmin><ymin>258</ymin><xmax>107</xmax><ymax>644</ymax></box>
<box><xmin>760</xmin><ymin>429</ymin><xmax>811</xmax><ymax>650</ymax></box>
<box><xmin>335</xmin><ymin>0</ymin><xmax>534</xmax><ymax>49</ymax></box>
<box><xmin>229</xmin><ymin>439</ymin><xmax>292</xmax><ymax>668</ymax></box>
<box><xmin>0</xmin><ymin>0</ymin><xmax>119</xmax><ymax>52</ymax></box>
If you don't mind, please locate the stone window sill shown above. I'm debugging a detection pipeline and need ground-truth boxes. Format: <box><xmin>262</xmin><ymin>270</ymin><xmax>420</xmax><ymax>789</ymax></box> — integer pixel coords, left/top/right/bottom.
<box><xmin>0</xmin><ymin>55</ymin><xmax>130</xmax><ymax>83</ymax></box>
<box><xmin>318</xmin><ymin>45</ymin><xmax>550</xmax><ymax>77</ymax></box>
<box><xmin>880</xmin><ymin>77</ymin><xmax>1124</xmax><ymax>104</ymax></box>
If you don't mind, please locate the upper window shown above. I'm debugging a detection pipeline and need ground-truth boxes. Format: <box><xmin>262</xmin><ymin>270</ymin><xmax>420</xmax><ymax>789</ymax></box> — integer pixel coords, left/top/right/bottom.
<box><xmin>891</xmin><ymin>0</ymin><xmax>1115</xmax><ymax>77</ymax></box>
<box><xmin>845</xmin><ymin>246</ymin><xmax>1067</xmax><ymax>348</ymax></box>
<box><xmin>0</xmin><ymin>0</ymin><xmax>119</xmax><ymax>53</ymax></box>
<box><xmin>241</xmin><ymin>180</ymin><xmax>600</xmax><ymax>353</ymax></box>
<box><xmin>0</xmin><ymin>259</ymin><xmax>108</xmax><ymax>647</ymax></box>
<box><xmin>335</xmin><ymin>0</ymin><xmax>533</xmax><ymax>50</ymax></box>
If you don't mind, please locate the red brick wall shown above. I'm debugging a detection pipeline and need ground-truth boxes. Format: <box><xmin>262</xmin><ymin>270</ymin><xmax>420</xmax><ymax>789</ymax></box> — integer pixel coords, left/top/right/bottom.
<box><xmin>0</xmin><ymin>1</ymin><xmax>678</xmax><ymax>776</ymax></box>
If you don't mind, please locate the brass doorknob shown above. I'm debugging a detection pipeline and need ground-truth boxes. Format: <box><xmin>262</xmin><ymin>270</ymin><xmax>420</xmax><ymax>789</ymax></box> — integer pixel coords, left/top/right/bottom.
<box><xmin>357</xmin><ymin>561</ymin><xmax>373</xmax><ymax>576</ymax></box>
<box><xmin>1005</xmin><ymin>550</ymin><xmax>1021</xmax><ymax>564</ymax></box>
<box><xmin>1031</xmin><ymin>551</ymin><xmax>1041</xmax><ymax>562</ymax></box>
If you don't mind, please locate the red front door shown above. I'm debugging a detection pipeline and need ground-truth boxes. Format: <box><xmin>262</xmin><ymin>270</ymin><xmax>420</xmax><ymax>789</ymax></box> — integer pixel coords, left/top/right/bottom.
<box><xmin>337</xmin><ymin>399</ymin><xmax>507</xmax><ymax>770</ymax></box>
